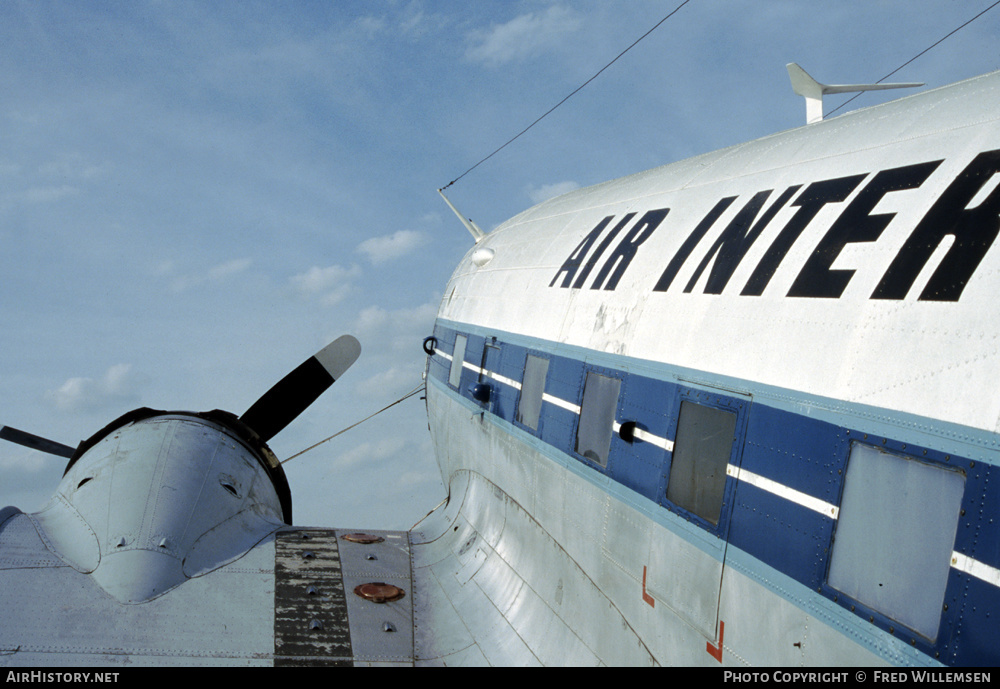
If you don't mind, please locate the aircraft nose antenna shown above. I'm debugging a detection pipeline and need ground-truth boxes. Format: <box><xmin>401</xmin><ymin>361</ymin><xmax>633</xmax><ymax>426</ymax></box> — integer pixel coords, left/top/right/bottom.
<box><xmin>239</xmin><ymin>335</ymin><xmax>362</xmax><ymax>443</ymax></box>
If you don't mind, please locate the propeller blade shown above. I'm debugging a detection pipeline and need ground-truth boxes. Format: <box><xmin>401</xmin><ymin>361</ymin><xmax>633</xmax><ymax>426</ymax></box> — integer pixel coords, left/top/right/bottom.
<box><xmin>0</xmin><ymin>425</ymin><xmax>76</xmax><ymax>459</ymax></box>
<box><xmin>239</xmin><ymin>335</ymin><xmax>361</xmax><ymax>443</ymax></box>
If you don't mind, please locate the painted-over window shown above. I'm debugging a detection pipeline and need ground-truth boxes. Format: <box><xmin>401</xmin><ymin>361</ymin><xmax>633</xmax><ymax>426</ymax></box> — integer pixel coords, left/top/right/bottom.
<box><xmin>827</xmin><ymin>443</ymin><xmax>965</xmax><ymax>640</ymax></box>
<box><xmin>449</xmin><ymin>335</ymin><xmax>467</xmax><ymax>388</ymax></box>
<box><xmin>666</xmin><ymin>400</ymin><xmax>736</xmax><ymax>526</ymax></box>
<box><xmin>575</xmin><ymin>372</ymin><xmax>620</xmax><ymax>467</ymax></box>
<box><xmin>516</xmin><ymin>354</ymin><xmax>549</xmax><ymax>431</ymax></box>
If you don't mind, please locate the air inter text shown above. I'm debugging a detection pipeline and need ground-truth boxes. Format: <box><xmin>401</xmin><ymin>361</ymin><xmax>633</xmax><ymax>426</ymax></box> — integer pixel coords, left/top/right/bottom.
<box><xmin>549</xmin><ymin>150</ymin><xmax>1000</xmax><ymax>302</ymax></box>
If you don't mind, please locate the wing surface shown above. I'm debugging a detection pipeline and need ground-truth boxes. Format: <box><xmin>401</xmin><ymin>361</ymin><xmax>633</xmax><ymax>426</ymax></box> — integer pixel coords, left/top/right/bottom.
<box><xmin>0</xmin><ymin>508</ymin><xmax>415</xmax><ymax>666</ymax></box>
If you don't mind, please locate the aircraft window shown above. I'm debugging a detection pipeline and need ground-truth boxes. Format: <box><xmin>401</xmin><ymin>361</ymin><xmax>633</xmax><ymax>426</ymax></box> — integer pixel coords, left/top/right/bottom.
<box><xmin>450</xmin><ymin>335</ymin><xmax>467</xmax><ymax>388</ymax></box>
<box><xmin>575</xmin><ymin>372</ymin><xmax>621</xmax><ymax>467</ymax></box>
<box><xmin>666</xmin><ymin>401</ymin><xmax>736</xmax><ymax>526</ymax></box>
<box><xmin>516</xmin><ymin>354</ymin><xmax>549</xmax><ymax>431</ymax></box>
<box><xmin>827</xmin><ymin>443</ymin><xmax>964</xmax><ymax>641</ymax></box>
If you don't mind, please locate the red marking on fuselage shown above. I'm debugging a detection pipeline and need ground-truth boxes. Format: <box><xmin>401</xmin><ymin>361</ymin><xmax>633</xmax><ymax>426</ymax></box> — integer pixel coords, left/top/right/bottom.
<box><xmin>707</xmin><ymin>620</ymin><xmax>725</xmax><ymax>662</ymax></box>
<box><xmin>642</xmin><ymin>566</ymin><xmax>655</xmax><ymax>608</ymax></box>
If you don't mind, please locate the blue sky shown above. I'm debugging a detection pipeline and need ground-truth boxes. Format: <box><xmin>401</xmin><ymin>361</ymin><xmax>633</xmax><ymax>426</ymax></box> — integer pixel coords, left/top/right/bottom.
<box><xmin>2</xmin><ymin>1</ymin><xmax>998</xmax><ymax>529</ymax></box>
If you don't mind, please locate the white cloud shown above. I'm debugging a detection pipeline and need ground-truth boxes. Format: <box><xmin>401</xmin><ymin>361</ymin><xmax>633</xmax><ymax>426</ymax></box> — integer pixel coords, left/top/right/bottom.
<box><xmin>290</xmin><ymin>264</ymin><xmax>362</xmax><ymax>306</ymax></box>
<box><xmin>329</xmin><ymin>436</ymin><xmax>407</xmax><ymax>472</ymax></box>
<box><xmin>349</xmin><ymin>8</ymin><xmax>444</xmax><ymax>42</ymax></box>
<box><xmin>527</xmin><ymin>180</ymin><xmax>580</xmax><ymax>204</ymax></box>
<box><xmin>37</xmin><ymin>153</ymin><xmax>106</xmax><ymax>181</ymax></box>
<box><xmin>1</xmin><ymin>153</ymin><xmax>107</xmax><ymax>208</ymax></box>
<box><xmin>47</xmin><ymin>364</ymin><xmax>145</xmax><ymax>413</ymax></box>
<box><xmin>354</xmin><ymin>301</ymin><xmax>437</xmax><ymax>348</ymax></box>
<box><xmin>356</xmin><ymin>366</ymin><xmax>422</xmax><ymax>400</ymax></box>
<box><xmin>292</xmin><ymin>264</ymin><xmax>358</xmax><ymax>293</ymax></box>
<box><xmin>207</xmin><ymin>258</ymin><xmax>253</xmax><ymax>281</ymax></box>
<box><xmin>346</xmin><ymin>300</ymin><xmax>438</xmax><ymax>401</ymax></box>
<box><xmin>356</xmin><ymin>230</ymin><xmax>425</xmax><ymax>264</ymax></box>
<box><xmin>18</xmin><ymin>185</ymin><xmax>79</xmax><ymax>205</ymax></box>
<box><xmin>394</xmin><ymin>468</ymin><xmax>437</xmax><ymax>490</ymax></box>
<box><xmin>166</xmin><ymin>257</ymin><xmax>253</xmax><ymax>293</ymax></box>
<box><xmin>0</xmin><ymin>447</ymin><xmax>50</xmax><ymax>475</ymax></box>
<box><xmin>353</xmin><ymin>15</ymin><xmax>387</xmax><ymax>38</ymax></box>
<box><xmin>399</xmin><ymin>9</ymin><xmax>427</xmax><ymax>37</ymax></box>
<box><xmin>465</xmin><ymin>5</ymin><xmax>582</xmax><ymax>66</ymax></box>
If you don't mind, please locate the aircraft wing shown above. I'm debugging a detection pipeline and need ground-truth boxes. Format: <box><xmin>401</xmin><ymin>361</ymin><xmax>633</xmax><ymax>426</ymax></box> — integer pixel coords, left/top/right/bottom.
<box><xmin>0</xmin><ymin>512</ymin><xmax>415</xmax><ymax>666</ymax></box>
<box><xmin>0</xmin><ymin>335</ymin><xmax>427</xmax><ymax>667</ymax></box>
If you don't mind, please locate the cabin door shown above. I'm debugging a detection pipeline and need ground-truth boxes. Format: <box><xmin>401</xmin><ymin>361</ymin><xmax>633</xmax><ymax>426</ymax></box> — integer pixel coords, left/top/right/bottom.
<box><xmin>652</xmin><ymin>387</ymin><xmax>750</xmax><ymax>643</ymax></box>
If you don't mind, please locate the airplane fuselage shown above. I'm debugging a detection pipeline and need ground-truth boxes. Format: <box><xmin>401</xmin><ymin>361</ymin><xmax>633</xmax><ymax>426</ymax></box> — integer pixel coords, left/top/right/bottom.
<box><xmin>418</xmin><ymin>71</ymin><xmax>1000</xmax><ymax>665</ymax></box>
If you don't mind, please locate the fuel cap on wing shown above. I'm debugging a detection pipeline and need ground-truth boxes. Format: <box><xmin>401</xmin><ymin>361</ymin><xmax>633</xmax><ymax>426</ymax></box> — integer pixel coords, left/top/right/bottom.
<box><xmin>353</xmin><ymin>582</ymin><xmax>405</xmax><ymax>603</ymax></box>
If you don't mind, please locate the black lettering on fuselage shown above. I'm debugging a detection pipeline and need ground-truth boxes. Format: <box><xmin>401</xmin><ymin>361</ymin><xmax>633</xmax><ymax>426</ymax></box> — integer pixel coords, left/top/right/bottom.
<box><xmin>872</xmin><ymin>150</ymin><xmax>1000</xmax><ymax>302</ymax></box>
<box><xmin>547</xmin><ymin>149</ymin><xmax>1000</xmax><ymax>304</ymax></box>
<box><xmin>591</xmin><ymin>208</ymin><xmax>669</xmax><ymax>290</ymax></box>
<box><xmin>549</xmin><ymin>216</ymin><xmax>613</xmax><ymax>288</ymax></box>
<box><xmin>652</xmin><ymin>197</ymin><xmax>736</xmax><ymax>293</ymax></box>
<box><xmin>550</xmin><ymin>208</ymin><xmax>669</xmax><ymax>290</ymax></box>
<box><xmin>740</xmin><ymin>174</ymin><xmax>866</xmax><ymax>296</ymax></box>
<box><xmin>789</xmin><ymin>161</ymin><xmax>942</xmax><ymax>298</ymax></box>
<box><xmin>683</xmin><ymin>186</ymin><xmax>802</xmax><ymax>294</ymax></box>
<box><xmin>573</xmin><ymin>213</ymin><xmax>636</xmax><ymax>288</ymax></box>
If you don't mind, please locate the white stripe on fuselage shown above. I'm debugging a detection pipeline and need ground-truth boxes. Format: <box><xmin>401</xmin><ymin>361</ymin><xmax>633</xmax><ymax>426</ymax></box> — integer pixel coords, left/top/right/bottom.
<box><xmin>951</xmin><ymin>552</ymin><xmax>1000</xmax><ymax>588</ymax></box>
<box><xmin>727</xmin><ymin>465</ymin><xmax>839</xmax><ymax>519</ymax></box>
<box><xmin>437</xmin><ymin>347</ymin><xmax>1000</xmax><ymax>591</ymax></box>
<box><xmin>612</xmin><ymin>421</ymin><xmax>674</xmax><ymax>452</ymax></box>
<box><xmin>542</xmin><ymin>392</ymin><xmax>579</xmax><ymax>415</ymax></box>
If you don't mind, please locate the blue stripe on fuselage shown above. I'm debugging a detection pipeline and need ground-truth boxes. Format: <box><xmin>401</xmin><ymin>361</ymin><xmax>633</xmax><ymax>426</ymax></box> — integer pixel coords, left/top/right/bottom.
<box><xmin>427</xmin><ymin>318</ymin><xmax>1000</xmax><ymax>666</ymax></box>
